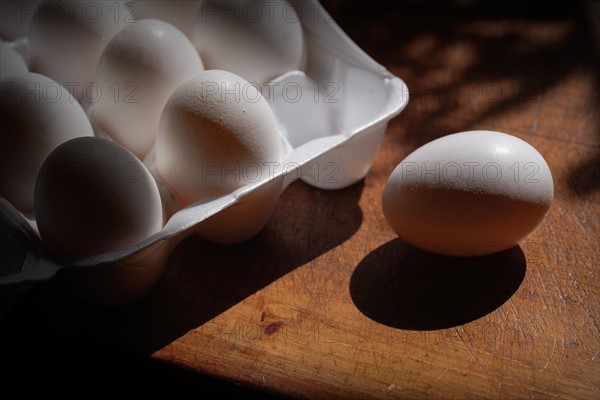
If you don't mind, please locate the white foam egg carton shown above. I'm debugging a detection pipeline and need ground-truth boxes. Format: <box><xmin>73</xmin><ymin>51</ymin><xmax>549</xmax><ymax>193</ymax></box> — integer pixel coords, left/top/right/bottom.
<box><xmin>0</xmin><ymin>1</ymin><xmax>409</xmax><ymax>309</ymax></box>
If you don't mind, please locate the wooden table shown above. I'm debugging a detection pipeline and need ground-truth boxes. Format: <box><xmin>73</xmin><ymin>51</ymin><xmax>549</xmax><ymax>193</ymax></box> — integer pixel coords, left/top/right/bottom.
<box><xmin>3</xmin><ymin>1</ymin><xmax>599</xmax><ymax>398</ymax></box>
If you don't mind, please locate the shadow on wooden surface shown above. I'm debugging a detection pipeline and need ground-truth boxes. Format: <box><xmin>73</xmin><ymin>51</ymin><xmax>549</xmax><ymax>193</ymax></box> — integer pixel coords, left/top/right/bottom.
<box><xmin>10</xmin><ymin>180</ymin><xmax>364</xmax><ymax>356</ymax></box>
<box><xmin>120</xmin><ymin>188</ymin><xmax>363</xmax><ymax>353</ymax></box>
<box><xmin>0</xmin><ymin>316</ymin><xmax>286</xmax><ymax>399</ymax></box>
<box><xmin>350</xmin><ymin>239</ymin><xmax>526</xmax><ymax>330</ymax></box>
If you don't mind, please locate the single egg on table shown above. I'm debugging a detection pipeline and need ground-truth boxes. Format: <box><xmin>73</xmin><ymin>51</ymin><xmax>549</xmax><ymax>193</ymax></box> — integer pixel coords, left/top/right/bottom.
<box><xmin>382</xmin><ymin>130</ymin><xmax>554</xmax><ymax>257</ymax></box>
<box><xmin>193</xmin><ymin>0</ymin><xmax>304</xmax><ymax>85</ymax></box>
<box><xmin>34</xmin><ymin>137</ymin><xmax>163</xmax><ymax>257</ymax></box>
<box><xmin>0</xmin><ymin>42</ymin><xmax>28</xmax><ymax>81</ymax></box>
<box><xmin>156</xmin><ymin>69</ymin><xmax>284</xmax><ymax>244</ymax></box>
<box><xmin>0</xmin><ymin>72</ymin><xmax>94</xmax><ymax>212</ymax></box>
<box><xmin>90</xmin><ymin>18</ymin><xmax>204</xmax><ymax>159</ymax></box>
<box><xmin>28</xmin><ymin>0</ymin><xmax>129</xmax><ymax>101</ymax></box>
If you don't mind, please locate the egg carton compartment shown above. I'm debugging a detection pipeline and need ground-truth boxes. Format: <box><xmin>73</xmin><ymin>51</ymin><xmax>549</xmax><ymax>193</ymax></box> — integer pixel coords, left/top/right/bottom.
<box><xmin>0</xmin><ymin>1</ymin><xmax>409</xmax><ymax>309</ymax></box>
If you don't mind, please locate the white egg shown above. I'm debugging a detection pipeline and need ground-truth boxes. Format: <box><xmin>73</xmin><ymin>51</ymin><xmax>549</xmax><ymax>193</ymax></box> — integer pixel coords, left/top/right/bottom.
<box><xmin>193</xmin><ymin>178</ymin><xmax>283</xmax><ymax>244</ymax></box>
<box><xmin>0</xmin><ymin>72</ymin><xmax>93</xmax><ymax>212</ymax></box>
<box><xmin>0</xmin><ymin>0</ymin><xmax>42</xmax><ymax>40</ymax></box>
<box><xmin>382</xmin><ymin>130</ymin><xmax>554</xmax><ymax>257</ymax></box>
<box><xmin>91</xmin><ymin>18</ymin><xmax>203</xmax><ymax>159</ymax></box>
<box><xmin>28</xmin><ymin>0</ymin><xmax>128</xmax><ymax>101</ymax></box>
<box><xmin>0</xmin><ymin>42</ymin><xmax>28</xmax><ymax>81</ymax></box>
<box><xmin>193</xmin><ymin>0</ymin><xmax>304</xmax><ymax>84</ymax></box>
<box><xmin>156</xmin><ymin>69</ymin><xmax>283</xmax><ymax>243</ymax></box>
<box><xmin>35</xmin><ymin>137</ymin><xmax>163</xmax><ymax>257</ymax></box>
<box><xmin>131</xmin><ymin>0</ymin><xmax>202</xmax><ymax>39</ymax></box>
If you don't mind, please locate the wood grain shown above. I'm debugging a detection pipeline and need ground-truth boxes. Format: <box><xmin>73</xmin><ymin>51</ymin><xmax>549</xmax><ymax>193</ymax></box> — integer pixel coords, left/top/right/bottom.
<box><xmin>3</xmin><ymin>1</ymin><xmax>599</xmax><ymax>398</ymax></box>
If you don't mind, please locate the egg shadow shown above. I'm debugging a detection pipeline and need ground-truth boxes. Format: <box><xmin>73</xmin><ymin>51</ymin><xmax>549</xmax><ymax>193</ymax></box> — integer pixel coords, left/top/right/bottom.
<box><xmin>349</xmin><ymin>239</ymin><xmax>526</xmax><ymax>330</ymax></box>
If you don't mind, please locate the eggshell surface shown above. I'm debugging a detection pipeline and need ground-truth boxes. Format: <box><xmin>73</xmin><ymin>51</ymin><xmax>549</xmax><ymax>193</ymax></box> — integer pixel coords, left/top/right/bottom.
<box><xmin>28</xmin><ymin>0</ymin><xmax>128</xmax><ymax>101</ymax></box>
<box><xmin>156</xmin><ymin>69</ymin><xmax>283</xmax><ymax>206</ymax></box>
<box><xmin>0</xmin><ymin>72</ymin><xmax>93</xmax><ymax>212</ymax></box>
<box><xmin>382</xmin><ymin>130</ymin><xmax>554</xmax><ymax>257</ymax></box>
<box><xmin>35</xmin><ymin>137</ymin><xmax>163</xmax><ymax>257</ymax></box>
<box><xmin>92</xmin><ymin>18</ymin><xmax>204</xmax><ymax>159</ymax></box>
<box><xmin>193</xmin><ymin>0</ymin><xmax>304</xmax><ymax>84</ymax></box>
<box><xmin>156</xmin><ymin>69</ymin><xmax>284</xmax><ymax>243</ymax></box>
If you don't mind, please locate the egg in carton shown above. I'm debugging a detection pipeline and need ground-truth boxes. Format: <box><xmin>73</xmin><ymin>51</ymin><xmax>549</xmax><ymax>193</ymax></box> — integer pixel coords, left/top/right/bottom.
<box><xmin>0</xmin><ymin>0</ymin><xmax>409</xmax><ymax>311</ymax></box>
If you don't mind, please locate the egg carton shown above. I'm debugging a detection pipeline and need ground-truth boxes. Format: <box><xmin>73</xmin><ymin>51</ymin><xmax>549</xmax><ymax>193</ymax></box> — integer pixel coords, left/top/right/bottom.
<box><xmin>0</xmin><ymin>1</ymin><xmax>409</xmax><ymax>311</ymax></box>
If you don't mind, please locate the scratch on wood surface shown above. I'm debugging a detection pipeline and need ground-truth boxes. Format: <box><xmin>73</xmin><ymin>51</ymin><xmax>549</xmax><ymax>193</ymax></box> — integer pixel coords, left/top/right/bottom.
<box><xmin>351</xmin><ymin>355</ymin><xmax>361</xmax><ymax>377</ymax></box>
<box><xmin>437</xmin><ymin>367</ymin><xmax>449</xmax><ymax>381</ymax></box>
<box><xmin>369</xmin><ymin>343</ymin><xmax>383</xmax><ymax>371</ymax></box>
<box><xmin>568</xmin><ymin>319</ymin><xmax>591</xmax><ymax>353</ymax></box>
<box><xmin>541</xmin><ymin>338</ymin><xmax>557</xmax><ymax>373</ymax></box>
<box><xmin>316</xmin><ymin>360</ymin><xmax>323</xmax><ymax>374</ymax></box>
<box><xmin>249</xmin><ymin>355</ymin><xmax>259</xmax><ymax>370</ymax></box>
<box><xmin>536</xmin><ymin>269</ymin><xmax>552</xmax><ymax>308</ymax></box>
<box><xmin>387</xmin><ymin>383</ymin><xmax>398</xmax><ymax>392</ymax></box>
<box><xmin>592</xmin><ymin>350</ymin><xmax>599</xmax><ymax>361</ymax></box>
<box><xmin>455</xmin><ymin>327</ymin><xmax>484</xmax><ymax>371</ymax></box>
<box><xmin>529</xmin><ymin>93</ymin><xmax>543</xmax><ymax>134</ymax></box>
<box><xmin>440</xmin><ymin>334</ymin><xmax>451</xmax><ymax>360</ymax></box>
